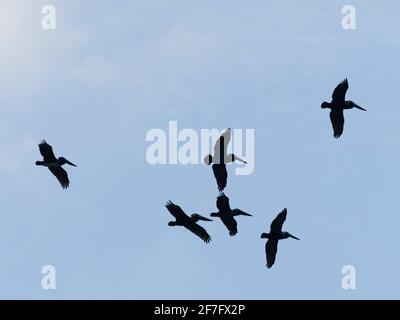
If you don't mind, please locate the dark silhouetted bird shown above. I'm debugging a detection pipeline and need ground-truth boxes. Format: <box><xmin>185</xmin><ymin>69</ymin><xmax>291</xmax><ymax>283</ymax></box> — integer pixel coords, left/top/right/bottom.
<box><xmin>165</xmin><ymin>201</ymin><xmax>213</xmax><ymax>243</ymax></box>
<box><xmin>36</xmin><ymin>140</ymin><xmax>77</xmax><ymax>189</ymax></box>
<box><xmin>204</xmin><ymin>128</ymin><xmax>247</xmax><ymax>191</ymax></box>
<box><xmin>261</xmin><ymin>208</ymin><xmax>299</xmax><ymax>269</ymax></box>
<box><xmin>321</xmin><ymin>78</ymin><xmax>366</xmax><ymax>138</ymax></box>
<box><xmin>210</xmin><ymin>192</ymin><xmax>252</xmax><ymax>236</ymax></box>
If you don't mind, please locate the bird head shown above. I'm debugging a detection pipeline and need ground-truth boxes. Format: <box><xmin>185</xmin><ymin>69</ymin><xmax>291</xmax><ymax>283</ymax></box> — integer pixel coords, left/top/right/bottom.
<box><xmin>260</xmin><ymin>233</ymin><xmax>269</xmax><ymax>239</ymax></box>
<box><xmin>58</xmin><ymin>157</ymin><xmax>77</xmax><ymax>167</ymax></box>
<box><xmin>168</xmin><ymin>221</ymin><xmax>177</xmax><ymax>226</ymax></box>
<box><xmin>203</xmin><ymin>154</ymin><xmax>213</xmax><ymax>165</ymax></box>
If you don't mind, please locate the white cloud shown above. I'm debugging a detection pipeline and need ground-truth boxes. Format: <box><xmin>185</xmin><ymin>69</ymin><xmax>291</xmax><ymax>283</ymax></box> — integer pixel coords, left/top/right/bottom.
<box><xmin>0</xmin><ymin>1</ymin><xmax>88</xmax><ymax>173</ymax></box>
<box><xmin>0</xmin><ymin>1</ymin><xmax>90</xmax><ymax>100</ymax></box>
<box><xmin>0</xmin><ymin>1</ymin><xmax>44</xmax><ymax>97</ymax></box>
<box><xmin>0</xmin><ymin>124</ymin><xmax>36</xmax><ymax>175</ymax></box>
<box><xmin>155</xmin><ymin>26</ymin><xmax>222</xmax><ymax>62</ymax></box>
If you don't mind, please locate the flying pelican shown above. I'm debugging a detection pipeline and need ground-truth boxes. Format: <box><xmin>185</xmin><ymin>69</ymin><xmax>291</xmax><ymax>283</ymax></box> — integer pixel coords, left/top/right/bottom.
<box><xmin>261</xmin><ymin>208</ymin><xmax>299</xmax><ymax>269</ymax></box>
<box><xmin>165</xmin><ymin>200</ymin><xmax>213</xmax><ymax>243</ymax></box>
<box><xmin>35</xmin><ymin>140</ymin><xmax>77</xmax><ymax>189</ymax></box>
<box><xmin>210</xmin><ymin>192</ymin><xmax>252</xmax><ymax>236</ymax></box>
<box><xmin>204</xmin><ymin>128</ymin><xmax>247</xmax><ymax>191</ymax></box>
<box><xmin>321</xmin><ymin>78</ymin><xmax>366</xmax><ymax>138</ymax></box>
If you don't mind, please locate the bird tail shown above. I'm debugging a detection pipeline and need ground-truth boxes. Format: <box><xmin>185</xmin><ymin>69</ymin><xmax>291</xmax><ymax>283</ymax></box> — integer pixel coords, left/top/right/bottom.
<box><xmin>321</xmin><ymin>101</ymin><xmax>331</xmax><ymax>109</ymax></box>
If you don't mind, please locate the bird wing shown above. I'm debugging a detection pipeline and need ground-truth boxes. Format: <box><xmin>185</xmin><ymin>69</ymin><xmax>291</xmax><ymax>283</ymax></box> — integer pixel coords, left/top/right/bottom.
<box><xmin>185</xmin><ymin>222</ymin><xmax>212</xmax><ymax>243</ymax></box>
<box><xmin>232</xmin><ymin>209</ymin><xmax>252</xmax><ymax>216</ymax></box>
<box><xmin>212</xmin><ymin>164</ymin><xmax>227</xmax><ymax>191</ymax></box>
<box><xmin>270</xmin><ymin>208</ymin><xmax>287</xmax><ymax>233</ymax></box>
<box><xmin>213</xmin><ymin>128</ymin><xmax>231</xmax><ymax>161</ymax></box>
<box><xmin>332</xmin><ymin>78</ymin><xmax>349</xmax><ymax>103</ymax></box>
<box><xmin>48</xmin><ymin>166</ymin><xmax>70</xmax><ymax>189</ymax></box>
<box><xmin>329</xmin><ymin>109</ymin><xmax>344</xmax><ymax>138</ymax></box>
<box><xmin>216</xmin><ymin>192</ymin><xmax>230</xmax><ymax>211</ymax></box>
<box><xmin>191</xmin><ymin>214</ymin><xmax>213</xmax><ymax>222</ymax></box>
<box><xmin>266</xmin><ymin>239</ymin><xmax>279</xmax><ymax>268</ymax></box>
<box><xmin>221</xmin><ymin>215</ymin><xmax>238</xmax><ymax>236</ymax></box>
<box><xmin>39</xmin><ymin>140</ymin><xmax>57</xmax><ymax>162</ymax></box>
<box><xmin>165</xmin><ymin>201</ymin><xmax>189</xmax><ymax>220</ymax></box>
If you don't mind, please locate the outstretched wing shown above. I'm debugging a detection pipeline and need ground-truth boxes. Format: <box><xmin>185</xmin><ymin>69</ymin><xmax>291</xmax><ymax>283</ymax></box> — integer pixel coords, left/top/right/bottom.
<box><xmin>266</xmin><ymin>239</ymin><xmax>278</xmax><ymax>268</ymax></box>
<box><xmin>270</xmin><ymin>208</ymin><xmax>287</xmax><ymax>233</ymax></box>
<box><xmin>165</xmin><ymin>201</ymin><xmax>189</xmax><ymax>220</ymax></box>
<box><xmin>332</xmin><ymin>78</ymin><xmax>348</xmax><ymax>103</ymax></box>
<box><xmin>39</xmin><ymin>140</ymin><xmax>57</xmax><ymax>162</ymax></box>
<box><xmin>48</xmin><ymin>166</ymin><xmax>70</xmax><ymax>189</ymax></box>
<box><xmin>213</xmin><ymin>128</ymin><xmax>231</xmax><ymax>161</ymax></box>
<box><xmin>216</xmin><ymin>192</ymin><xmax>230</xmax><ymax>211</ymax></box>
<box><xmin>185</xmin><ymin>222</ymin><xmax>212</xmax><ymax>243</ymax></box>
<box><xmin>329</xmin><ymin>109</ymin><xmax>344</xmax><ymax>138</ymax></box>
<box><xmin>212</xmin><ymin>164</ymin><xmax>227</xmax><ymax>191</ymax></box>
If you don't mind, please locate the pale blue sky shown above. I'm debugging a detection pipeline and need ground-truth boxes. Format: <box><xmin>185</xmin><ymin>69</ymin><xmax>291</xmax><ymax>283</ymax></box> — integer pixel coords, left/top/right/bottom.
<box><xmin>0</xmin><ymin>0</ymin><xmax>400</xmax><ymax>299</ymax></box>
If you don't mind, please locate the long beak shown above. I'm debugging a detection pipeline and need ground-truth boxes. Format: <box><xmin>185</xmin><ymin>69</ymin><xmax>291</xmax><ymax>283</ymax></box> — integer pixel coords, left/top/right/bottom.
<box><xmin>234</xmin><ymin>155</ymin><xmax>247</xmax><ymax>164</ymax></box>
<box><xmin>232</xmin><ymin>209</ymin><xmax>252</xmax><ymax>217</ymax></box>
<box><xmin>240</xmin><ymin>211</ymin><xmax>252</xmax><ymax>216</ymax></box>
<box><xmin>355</xmin><ymin>105</ymin><xmax>367</xmax><ymax>111</ymax></box>
<box><xmin>65</xmin><ymin>159</ymin><xmax>77</xmax><ymax>167</ymax></box>
<box><xmin>198</xmin><ymin>216</ymin><xmax>212</xmax><ymax>222</ymax></box>
<box><xmin>289</xmin><ymin>233</ymin><xmax>300</xmax><ymax>240</ymax></box>
<box><xmin>192</xmin><ymin>214</ymin><xmax>213</xmax><ymax>222</ymax></box>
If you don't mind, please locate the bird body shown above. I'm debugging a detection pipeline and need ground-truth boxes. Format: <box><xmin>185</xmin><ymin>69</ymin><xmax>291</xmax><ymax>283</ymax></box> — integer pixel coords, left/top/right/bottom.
<box><xmin>36</xmin><ymin>140</ymin><xmax>77</xmax><ymax>189</ymax></box>
<box><xmin>204</xmin><ymin>128</ymin><xmax>247</xmax><ymax>191</ymax></box>
<box><xmin>210</xmin><ymin>193</ymin><xmax>251</xmax><ymax>237</ymax></box>
<box><xmin>261</xmin><ymin>209</ymin><xmax>299</xmax><ymax>269</ymax></box>
<box><xmin>165</xmin><ymin>201</ymin><xmax>212</xmax><ymax>243</ymax></box>
<box><xmin>211</xmin><ymin>163</ymin><xmax>228</xmax><ymax>192</ymax></box>
<box><xmin>218</xmin><ymin>212</ymin><xmax>238</xmax><ymax>237</ymax></box>
<box><xmin>261</xmin><ymin>231</ymin><xmax>295</xmax><ymax>241</ymax></box>
<box><xmin>321</xmin><ymin>79</ymin><xmax>366</xmax><ymax>138</ymax></box>
<box><xmin>36</xmin><ymin>158</ymin><xmax>73</xmax><ymax>168</ymax></box>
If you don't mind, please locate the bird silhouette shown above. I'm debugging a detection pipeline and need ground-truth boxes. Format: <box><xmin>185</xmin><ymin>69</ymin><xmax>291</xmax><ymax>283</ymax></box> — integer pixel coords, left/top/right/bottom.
<box><xmin>35</xmin><ymin>140</ymin><xmax>77</xmax><ymax>189</ymax></box>
<box><xmin>321</xmin><ymin>78</ymin><xmax>366</xmax><ymax>138</ymax></box>
<box><xmin>165</xmin><ymin>201</ymin><xmax>213</xmax><ymax>243</ymax></box>
<box><xmin>204</xmin><ymin>128</ymin><xmax>247</xmax><ymax>191</ymax></box>
<box><xmin>210</xmin><ymin>192</ymin><xmax>252</xmax><ymax>236</ymax></box>
<box><xmin>261</xmin><ymin>208</ymin><xmax>299</xmax><ymax>269</ymax></box>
